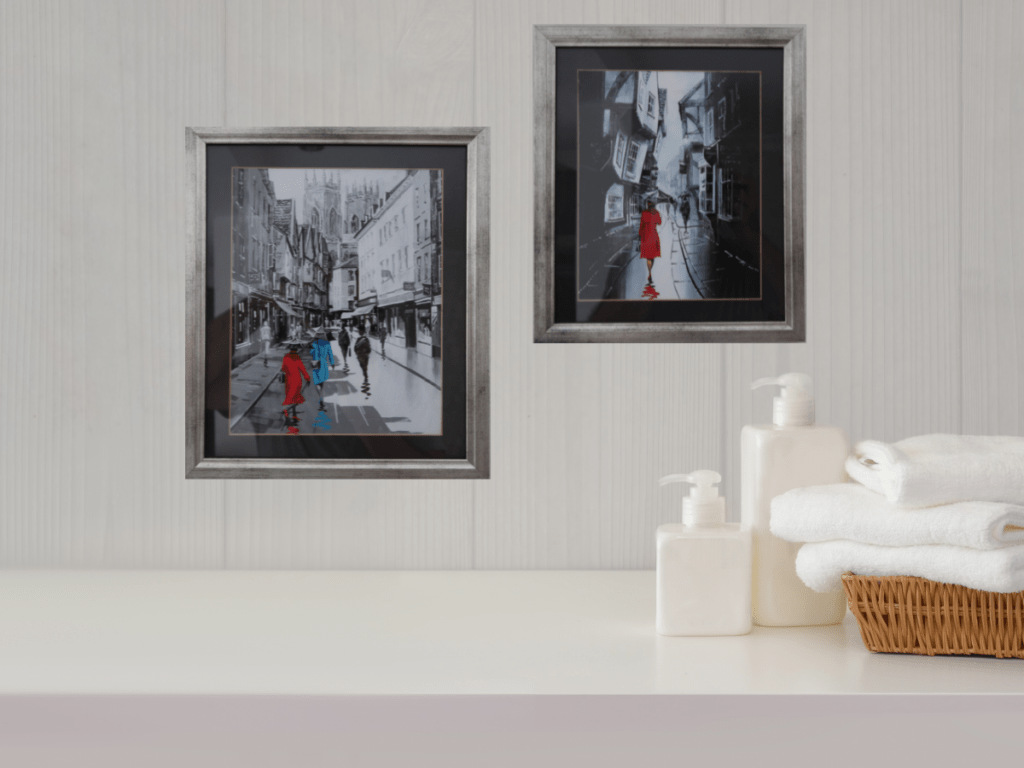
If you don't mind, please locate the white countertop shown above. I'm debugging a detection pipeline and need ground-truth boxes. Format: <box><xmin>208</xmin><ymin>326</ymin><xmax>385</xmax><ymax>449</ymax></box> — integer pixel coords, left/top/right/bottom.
<box><xmin>1</xmin><ymin>570</ymin><xmax>1020</xmax><ymax>695</ymax></box>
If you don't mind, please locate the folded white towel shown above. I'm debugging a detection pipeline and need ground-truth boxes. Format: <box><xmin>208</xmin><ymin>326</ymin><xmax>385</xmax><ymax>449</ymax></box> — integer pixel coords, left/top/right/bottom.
<box><xmin>770</xmin><ymin>483</ymin><xmax>1024</xmax><ymax>550</ymax></box>
<box><xmin>795</xmin><ymin>540</ymin><xmax>1024</xmax><ymax>594</ymax></box>
<box><xmin>846</xmin><ymin>434</ymin><xmax>1024</xmax><ymax>508</ymax></box>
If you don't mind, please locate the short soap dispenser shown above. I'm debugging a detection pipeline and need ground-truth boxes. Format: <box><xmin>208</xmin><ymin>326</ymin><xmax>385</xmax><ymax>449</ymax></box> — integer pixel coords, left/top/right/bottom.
<box><xmin>741</xmin><ymin>372</ymin><xmax>849</xmax><ymax>627</ymax></box>
<box><xmin>656</xmin><ymin>470</ymin><xmax>752</xmax><ymax>637</ymax></box>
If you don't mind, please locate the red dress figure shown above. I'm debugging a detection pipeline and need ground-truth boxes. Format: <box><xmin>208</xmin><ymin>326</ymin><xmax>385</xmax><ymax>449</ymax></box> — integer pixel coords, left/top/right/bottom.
<box><xmin>281</xmin><ymin>347</ymin><xmax>311</xmax><ymax>422</ymax></box>
<box><xmin>639</xmin><ymin>200</ymin><xmax>662</xmax><ymax>282</ymax></box>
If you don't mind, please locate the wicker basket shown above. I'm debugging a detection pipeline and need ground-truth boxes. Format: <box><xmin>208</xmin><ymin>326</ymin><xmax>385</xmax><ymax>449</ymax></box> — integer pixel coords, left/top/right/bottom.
<box><xmin>840</xmin><ymin>572</ymin><xmax>1024</xmax><ymax>658</ymax></box>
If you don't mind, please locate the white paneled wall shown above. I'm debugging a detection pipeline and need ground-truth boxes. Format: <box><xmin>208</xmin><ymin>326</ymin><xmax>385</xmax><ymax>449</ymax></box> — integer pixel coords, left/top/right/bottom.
<box><xmin>962</xmin><ymin>0</ymin><xmax>1024</xmax><ymax>436</ymax></box>
<box><xmin>1</xmin><ymin>0</ymin><xmax>1020</xmax><ymax>569</ymax></box>
<box><xmin>2</xmin><ymin>1</ymin><xmax>228</xmax><ymax>567</ymax></box>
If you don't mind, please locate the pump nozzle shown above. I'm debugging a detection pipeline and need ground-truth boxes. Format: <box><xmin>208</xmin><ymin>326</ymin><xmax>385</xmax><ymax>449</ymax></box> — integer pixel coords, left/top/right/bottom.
<box><xmin>751</xmin><ymin>372</ymin><xmax>815</xmax><ymax>426</ymax></box>
<box><xmin>659</xmin><ymin>469</ymin><xmax>721</xmax><ymax>492</ymax></box>
<box><xmin>751</xmin><ymin>372</ymin><xmax>813</xmax><ymax>398</ymax></box>
<box><xmin>659</xmin><ymin>470</ymin><xmax>725</xmax><ymax>526</ymax></box>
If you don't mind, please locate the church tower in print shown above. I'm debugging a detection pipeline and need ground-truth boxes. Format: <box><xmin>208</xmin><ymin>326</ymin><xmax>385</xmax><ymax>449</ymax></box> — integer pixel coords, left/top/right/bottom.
<box><xmin>343</xmin><ymin>179</ymin><xmax>383</xmax><ymax>234</ymax></box>
<box><xmin>303</xmin><ymin>170</ymin><xmax>341</xmax><ymax>237</ymax></box>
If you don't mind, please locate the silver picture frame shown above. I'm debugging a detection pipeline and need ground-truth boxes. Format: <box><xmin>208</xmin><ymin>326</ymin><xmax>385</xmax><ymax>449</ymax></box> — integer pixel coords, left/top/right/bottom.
<box><xmin>186</xmin><ymin>127</ymin><xmax>490</xmax><ymax>479</ymax></box>
<box><xmin>534</xmin><ymin>25</ymin><xmax>807</xmax><ymax>343</ymax></box>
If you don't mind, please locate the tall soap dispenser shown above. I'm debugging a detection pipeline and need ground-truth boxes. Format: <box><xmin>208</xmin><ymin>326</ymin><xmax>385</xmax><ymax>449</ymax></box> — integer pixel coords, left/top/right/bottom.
<box><xmin>741</xmin><ymin>373</ymin><xmax>848</xmax><ymax>627</ymax></box>
<box><xmin>656</xmin><ymin>471</ymin><xmax>752</xmax><ymax>637</ymax></box>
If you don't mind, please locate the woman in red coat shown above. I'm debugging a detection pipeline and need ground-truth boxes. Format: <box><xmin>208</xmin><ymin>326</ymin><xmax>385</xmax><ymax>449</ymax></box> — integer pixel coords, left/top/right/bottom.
<box><xmin>281</xmin><ymin>345</ymin><xmax>311</xmax><ymax>423</ymax></box>
<box><xmin>639</xmin><ymin>199</ymin><xmax>662</xmax><ymax>282</ymax></box>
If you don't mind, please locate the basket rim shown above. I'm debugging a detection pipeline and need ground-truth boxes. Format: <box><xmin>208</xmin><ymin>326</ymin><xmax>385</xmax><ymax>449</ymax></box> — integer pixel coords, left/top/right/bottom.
<box><xmin>840</xmin><ymin>571</ymin><xmax>1024</xmax><ymax>595</ymax></box>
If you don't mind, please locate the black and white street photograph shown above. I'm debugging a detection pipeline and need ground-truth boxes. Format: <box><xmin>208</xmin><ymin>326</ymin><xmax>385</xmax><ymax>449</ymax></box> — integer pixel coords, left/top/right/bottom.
<box><xmin>577</xmin><ymin>70</ymin><xmax>762</xmax><ymax>302</ymax></box>
<box><xmin>228</xmin><ymin>167</ymin><xmax>443</xmax><ymax>436</ymax></box>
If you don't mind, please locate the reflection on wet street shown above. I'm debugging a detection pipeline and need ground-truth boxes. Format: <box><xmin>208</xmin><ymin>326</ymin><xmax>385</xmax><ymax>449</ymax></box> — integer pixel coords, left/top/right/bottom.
<box><xmin>312</xmin><ymin>407</ymin><xmax>332</xmax><ymax>432</ymax></box>
<box><xmin>608</xmin><ymin>203</ymin><xmax>710</xmax><ymax>300</ymax></box>
<box><xmin>232</xmin><ymin>338</ymin><xmax>442</xmax><ymax>436</ymax></box>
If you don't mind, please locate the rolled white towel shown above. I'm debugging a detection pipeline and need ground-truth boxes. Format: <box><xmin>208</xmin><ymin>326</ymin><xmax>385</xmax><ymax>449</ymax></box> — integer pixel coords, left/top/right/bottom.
<box><xmin>846</xmin><ymin>434</ymin><xmax>1024</xmax><ymax>508</ymax></box>
<box><xmin>770</xmin><ymin>483</ymin><xmax>1024</xmax><ymax>550</ymax></box>
<box><xmin>795</xmin><ymin>540</ymin><xmax>1024</xmax><ymax>594</ymax></box>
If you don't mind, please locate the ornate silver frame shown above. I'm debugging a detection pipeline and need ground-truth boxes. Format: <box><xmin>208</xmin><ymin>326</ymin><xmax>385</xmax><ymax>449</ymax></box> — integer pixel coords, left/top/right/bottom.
<box><xmin>533</xmin><ymin>25</ymin><xmax>807</xmax><ymax>343</ymax></box>
<box><xmin>185</xmin><ymin>127</ymin><xmax>490</xmax><ymax>479</ymax></box>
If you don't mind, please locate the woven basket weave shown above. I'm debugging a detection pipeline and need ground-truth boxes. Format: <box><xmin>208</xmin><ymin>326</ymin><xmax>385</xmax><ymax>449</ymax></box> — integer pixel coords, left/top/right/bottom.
<box><xmin>840</xmin><ymin>572</ymin><xmax>1024</xmax><ymax>658</ymax></box>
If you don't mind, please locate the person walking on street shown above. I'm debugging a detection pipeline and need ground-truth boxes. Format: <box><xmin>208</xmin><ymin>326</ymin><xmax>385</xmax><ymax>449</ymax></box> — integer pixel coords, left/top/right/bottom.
<box><xmin>639</xmin><ymin>198</ymin><xmax>662</xmax><ymax>283</ymax></box>
<box><xmin>338</xmin><ymin>326</ymin><xmax>351</xmax><ymax>368</ymax></box>
<box><xmin>308</xmin><ymin>335</ymin><xmax>334</xmax><ymax>409</ymax></box>
<box><xmin>281</xmin><ymin>344</ymin><xmax>311</xmax><ymax>424</ymax></box>
<box><xmin>354</xmin><ymin>328</ymin><xmax>372</xmax><ymax>382</ymax></box>
<box><xmin>680</xmin><ymin>195</ymin><xmax>691</xmax><ymax>231</ymax></box>
<box><xmin>260</xmin><ymin>321</ymin><xmax>272</xmax><ymax>367</ymax></box>
<box><xmin>325</xmin><ymin>328</ymin><xmax>336</xmax><ymax>370</ymax></box>
<box><xmin>378</xmin><ymin>321</ymin><xmax>388</xmax><ymax>359</ymax></box>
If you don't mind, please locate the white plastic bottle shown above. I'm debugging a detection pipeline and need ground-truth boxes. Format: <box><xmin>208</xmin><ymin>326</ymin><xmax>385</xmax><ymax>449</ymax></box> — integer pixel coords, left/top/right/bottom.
<box><xmin>741</xmin><ymin>373</ymin><xmax>848</xmax><ymax>627</ymax></box>
<box><xmin>656</xmin><ymin>470</ymin><xmax>752</xmax><ymax>636</ymax></box>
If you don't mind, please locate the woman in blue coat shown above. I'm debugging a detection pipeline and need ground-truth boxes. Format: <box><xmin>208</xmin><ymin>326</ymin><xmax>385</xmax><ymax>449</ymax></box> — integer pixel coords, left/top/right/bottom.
<box><xmin>308</xmin><ymin>335</ymin><xmax>334</xmax><ymax>408</ymax></box>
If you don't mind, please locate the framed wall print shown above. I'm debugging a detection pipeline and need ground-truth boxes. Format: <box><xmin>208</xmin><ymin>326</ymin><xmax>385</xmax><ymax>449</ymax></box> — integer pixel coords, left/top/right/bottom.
<box><xmin>186</xmin><ymin>127</ymin><xmax>489</xmax><ymax>478</ymax></box>
<box><xmin>534</xmin><ymin>25</ymin><xmax>806</xmax><ymax>343</ymax></box>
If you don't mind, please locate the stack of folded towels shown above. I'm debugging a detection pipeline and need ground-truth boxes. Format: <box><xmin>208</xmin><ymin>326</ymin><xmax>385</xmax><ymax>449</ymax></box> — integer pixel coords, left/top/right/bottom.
<box><xmin>770</xmin><ymin>434</ymin><xmax>1024</xmax><ymax>594</ymax></box>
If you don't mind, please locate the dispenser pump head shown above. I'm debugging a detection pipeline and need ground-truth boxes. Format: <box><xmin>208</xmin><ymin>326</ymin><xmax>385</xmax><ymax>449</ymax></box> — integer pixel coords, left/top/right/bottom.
<box><xmin>659</xmin><ymin>470</ymin><xmax>726</xmax><ymax>527</ymax></box>
<box><xmin>751</xmin><ymin>372</ymin><xmax>815</xmax><ymax>426</ymax></box>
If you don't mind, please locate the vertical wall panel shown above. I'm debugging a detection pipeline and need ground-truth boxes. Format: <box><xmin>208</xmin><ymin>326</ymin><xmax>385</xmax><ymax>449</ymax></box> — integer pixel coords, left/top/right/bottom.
<box><xmin>720</xmin><ymin>0</ymin><xmax>962</xmax><ymax>507</ymax></box>
<box><xmin>0</xmin><ymin>0</ymin><xmax>227</xmax><ymax>567</ymax></box>
<box><xmin>222</xmin><ymin>0</ymin><xmax>476</xmax><ymax>569</ymax></box>
<box><xmin>962</xmin><ymin>0</ymin><xmax>1024</xmax><ymax>436</ymax></box>
<box><xmin>110</xmin><ymin>1</ymin><xmax>228</xmax><ymax>566</ymax></box>
<box><xmin>473</xmin><ymin>0</ymin><xmax>725</xmax><ymax>569</ymax></box>
<box><xmin>0</xmin><ymin>2</ymin><xmax>65</xmax><ymax>563</ymax></box>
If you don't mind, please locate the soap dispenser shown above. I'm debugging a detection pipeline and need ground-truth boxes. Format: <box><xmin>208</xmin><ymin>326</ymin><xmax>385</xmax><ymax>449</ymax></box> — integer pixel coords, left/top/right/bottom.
<box><xmin>741</xmin><ymin>373</ymin><xmax>849</xmax><ymax>627</ymax></box>
<box><xmin>656</xmin><ymin>470</ymin><xmax>752</xmax><ymax>637</ymax></box>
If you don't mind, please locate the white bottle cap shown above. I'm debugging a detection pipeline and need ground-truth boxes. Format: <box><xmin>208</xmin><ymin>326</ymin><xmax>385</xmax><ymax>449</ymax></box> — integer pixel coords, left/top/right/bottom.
<box><xmin>659</xmin><ymin>470</ymin><xmax>726</xmax><ymax>527</ymax></box>
<box><xmin>751</xmin><ymin>372</ymin><xmax>815</xmax><ymax>427</ymax></box>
